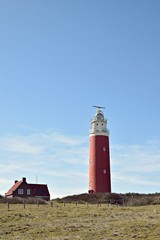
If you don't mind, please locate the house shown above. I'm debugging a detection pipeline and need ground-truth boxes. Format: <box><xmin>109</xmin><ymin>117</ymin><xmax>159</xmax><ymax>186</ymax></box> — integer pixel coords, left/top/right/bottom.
<box><xmin>5</xmin><ymin>177</ymin><xmax>50</xmax><ymax>201</ymax></box>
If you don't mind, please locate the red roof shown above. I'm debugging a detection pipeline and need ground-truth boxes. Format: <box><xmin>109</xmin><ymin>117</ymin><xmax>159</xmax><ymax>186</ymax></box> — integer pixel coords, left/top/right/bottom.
<box><xmin>5</xmin><ymin>180</ymin><xmax>23</xmax><ymax>196</ymax></box>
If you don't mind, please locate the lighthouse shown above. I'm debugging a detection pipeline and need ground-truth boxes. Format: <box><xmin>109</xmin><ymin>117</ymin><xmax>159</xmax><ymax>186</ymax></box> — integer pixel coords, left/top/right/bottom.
<box><xmin>89</xmin><ymin>106</ymin><xmax>111</xmax><ymax>193</ymax></box>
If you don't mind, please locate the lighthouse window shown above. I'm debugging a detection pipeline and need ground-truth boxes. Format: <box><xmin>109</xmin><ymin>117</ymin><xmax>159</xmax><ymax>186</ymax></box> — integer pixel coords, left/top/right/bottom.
<box><xmin>103</xmin><ymin>147</ymin><xmax>106</xmax><ymax>151</ymax></box>
<box><xmin>96</xmin><ymin>123</ymin><xmax>98</xmax><ymax>126</ymax></box>
<box><xmin>103</xmin><ymin>169</ymin><xmax>107</xmax><ymax>174</ymax></box>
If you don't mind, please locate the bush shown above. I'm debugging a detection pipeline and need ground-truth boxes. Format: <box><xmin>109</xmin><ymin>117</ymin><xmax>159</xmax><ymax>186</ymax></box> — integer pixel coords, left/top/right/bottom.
<box><xmin>53</xmin><ymin>192</ymin><xmax>160</xmax><ymax>206</ymax></box>
<box><xmin>127</xmin><ymin>196</ymin><xmax>152</xmax><ymax>206</ymax></box>
<box><xmin>0</xmin><ymin>197</ymin><xmax>47</xmax><ymax>204</ymax></box>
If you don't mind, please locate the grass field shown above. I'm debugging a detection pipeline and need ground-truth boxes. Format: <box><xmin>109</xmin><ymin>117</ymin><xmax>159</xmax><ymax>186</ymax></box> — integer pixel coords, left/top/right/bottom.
<box><xmin>0</xmin><ymin>202</ymin><xmax>160</xmax><ymax>240</ymax></box>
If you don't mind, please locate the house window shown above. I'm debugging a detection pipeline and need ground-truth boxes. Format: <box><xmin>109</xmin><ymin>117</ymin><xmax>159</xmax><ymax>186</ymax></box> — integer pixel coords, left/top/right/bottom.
<box><xmin>18</xmin><ymin>189</ymin><xmax>23</xmax><ymax>195</ymax></box>
<box><xmin>38</xmin><ymin>189</ymin><xmax>45</xmax><ymax>195</ymax></box>
<box><xmin>27</xmin><ymin>189</ymin><xmax>30</xmax><ymax>195</ymax></box>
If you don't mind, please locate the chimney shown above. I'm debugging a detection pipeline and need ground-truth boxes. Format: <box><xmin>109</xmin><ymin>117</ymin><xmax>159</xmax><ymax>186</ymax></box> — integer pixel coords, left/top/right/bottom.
<box><xmin>22</xmin><ymin>177</ymin><xmax>26</xmax><ymax>182</ymax></box>
<box><xmin>15</xmin><ymin>180</ymin><xmax>18</xmax><ymax>184</ymax></box>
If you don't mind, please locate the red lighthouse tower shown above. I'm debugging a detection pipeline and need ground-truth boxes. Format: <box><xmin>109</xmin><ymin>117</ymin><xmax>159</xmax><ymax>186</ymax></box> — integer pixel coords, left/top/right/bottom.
<box><xmin>89</xmin><ymin>106</ymin><xmax>111</xmax><ymax>193</ymax></box>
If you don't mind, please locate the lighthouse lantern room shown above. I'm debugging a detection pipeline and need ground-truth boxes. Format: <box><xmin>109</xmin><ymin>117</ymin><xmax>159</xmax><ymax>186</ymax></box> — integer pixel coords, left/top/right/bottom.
<box><xmin>89</xmin><ymin>106</ymin><xmax>111</xmax><ymax>193</ymax></box>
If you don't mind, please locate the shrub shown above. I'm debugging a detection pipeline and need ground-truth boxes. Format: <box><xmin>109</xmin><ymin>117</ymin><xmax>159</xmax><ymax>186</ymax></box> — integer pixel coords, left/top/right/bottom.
<box><xmin>127</xmin><ymin>196</ymin><xmax>152</xmax><ymax>206</ymax></box>
<box><xmin>0</xmin><ymin>197</ymin><xmax>47</xmax><ymax>204</ymax></box>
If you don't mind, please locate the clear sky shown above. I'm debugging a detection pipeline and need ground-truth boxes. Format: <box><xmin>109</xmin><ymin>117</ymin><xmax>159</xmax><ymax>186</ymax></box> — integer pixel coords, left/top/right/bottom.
<box><xmin>0</xmin><ymin>1</ymin><xmax>160</xmax><ymax>198</ymax></box>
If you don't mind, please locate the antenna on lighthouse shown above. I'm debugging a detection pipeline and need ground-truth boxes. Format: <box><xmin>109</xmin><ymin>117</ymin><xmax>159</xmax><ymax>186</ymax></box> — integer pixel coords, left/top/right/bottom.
<box><xmin>93</xmin><ymin>105</ymin><xmax>105</xmax><ymax>110</ymax></box>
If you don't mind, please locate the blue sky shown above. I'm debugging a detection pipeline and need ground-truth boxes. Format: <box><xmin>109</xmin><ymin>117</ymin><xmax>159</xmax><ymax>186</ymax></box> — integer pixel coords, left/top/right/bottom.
<box><xmin>0</xmin><ymin>1</ymin><xmax>160</xmax><ymax>198</ymax></box>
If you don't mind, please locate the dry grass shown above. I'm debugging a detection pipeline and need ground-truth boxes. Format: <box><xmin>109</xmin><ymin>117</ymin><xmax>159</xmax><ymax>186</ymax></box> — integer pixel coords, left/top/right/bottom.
<box><xmin>0</xmin><ymin>203</ymin><xmax>160</xmax><ymax>240</ymax></box>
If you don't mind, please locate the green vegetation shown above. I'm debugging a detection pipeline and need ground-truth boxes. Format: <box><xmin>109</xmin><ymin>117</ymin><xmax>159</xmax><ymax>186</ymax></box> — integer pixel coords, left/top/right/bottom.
<box><xmin>56</xmin><ymin>192</ymin><xmax>160</xmax><ymax>206</ymax></box>
<box><xmin>0</xmin><ymin>202</ymin><xmax>160</xmax><ymax>239</ymax></box>
<box><xmin>0</xmin><ymin>197</ymin><xmax>46</xmax><ymax>204</ymax></box>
